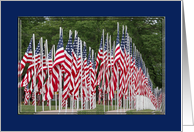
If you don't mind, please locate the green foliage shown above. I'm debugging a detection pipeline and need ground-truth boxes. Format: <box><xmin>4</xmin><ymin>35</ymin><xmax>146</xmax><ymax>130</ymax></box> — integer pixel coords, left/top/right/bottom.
<box><xmin>19</xmin><ymin>17</ymin><xmax>164</xmax><ymax>88</ymax></box>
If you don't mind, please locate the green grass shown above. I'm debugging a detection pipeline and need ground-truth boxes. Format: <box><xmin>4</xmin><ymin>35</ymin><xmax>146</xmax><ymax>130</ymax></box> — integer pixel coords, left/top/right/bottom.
<box><xmin>19</xmin><ymin>105</ymin><xmax>62</xmax><ymax>114</ymax></box>
<box><xmin>18</xmin><ymin>100</ymin><xmax>70</xmax><ymax>114</ymax></box>
<box><xmin>19</xmin><ymin>101</ymin><xmax>164</xmax><ymax>115</ymax></box>
<box><xmin>126</xmin><ymin>109</ymin><xmax>164</xmax><ymax>115</ymax></box>
<box><xmin>77</xmin><ymin>104</ymin><xmax>118</xmax><ymax>115</ymax></box>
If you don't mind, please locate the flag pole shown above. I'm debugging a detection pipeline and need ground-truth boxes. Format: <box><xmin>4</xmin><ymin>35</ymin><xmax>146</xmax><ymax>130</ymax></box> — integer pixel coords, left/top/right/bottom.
<box><xmin>102</xmin><ymin>29</ymin><xmax>105</xmax><ymax>113</ymax></box>
<box><xmin>89</xmin><ymin>47</ymin><xmax>91</xmax><ymax>110</ymax></box>
<box><xmin>91</xmin><ymin>49</ymin><xmax>94</xmax><ymax>109</ymax></box>
<box><xmin>117</xmin><ymin>22</ymin><xmax>119</xmax><ymax>113</ymax></box>
<box><xmin>107</xmin><ymin>35</ymin><xmax>110</xmax><ymax>111</ymax></box>
<box><xmin>53</xmin><ymin>44</ymin><xmax>57</xmax><ymax>110</ymax></box>
<box><xmin>40</xmin><ymin>37</ymin><xmax>44</xmax><ymax>111</ymax></box>
<box><xmin>122</xmin><ymin>25</ymin><xmax>125</xmax><ymax>112</ymax></box>
<box><xmin>84</xmin><ymin>41</ymin><xmax>87</xmax><ymax>110</ymax></box>
<box><xmin>94</xmin><ymin>53</ymin><xmax>97</xmax><ymax>108</ymax></box>
<box><xmin>80</xmin><ymin>39</ymin><xmax>83</xmax><ymax>110</ymax></box>
<box><xmin>77</xmin><ymin>33</ymin><xmax>79</xmax><ymax>110</ymax></box>
<box><xmin>113</xmin><ymin>41</ymin><xmax>116</xmax><ymax>110</ymax></box>
<box><xmin>69</xmin><ymin>30</ymin><xmax>74</xmax><ymax>113</ymax></box>
<box><xmin>125</xmin><ymin>26</ymin><xmax>128</xmax><ymax>110</ymax></box>
<box><xmin>129</xmin><ymin>36</ymin><xmax>131</xmax><ymax>110</ymax></box>
<box><xmin>59</xmin><ymin>27</ymin><xmax>62</xmax><ymax>113</ymax></box>
<box><xmin>110</xmin><ymin>35</ymin><xmax>113</xmax><ymax>110</ymax></box>
<box><xmin>46</xmin><ymin>40</ymin><xmax>51</xmax><ymax>110</ymax></box>
<box><xmin>32</xmin><ymin>34</ymin><xmax>36</xmax><ymax>112</ymax></box>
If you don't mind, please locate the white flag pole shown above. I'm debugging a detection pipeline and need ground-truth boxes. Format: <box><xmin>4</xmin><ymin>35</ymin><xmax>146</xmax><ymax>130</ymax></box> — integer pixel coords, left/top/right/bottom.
<box><xmin>80</xmin><ymin>39</ymin><xmax>83</xmax><ymax>110</ymax></box>
<box><xmin>91</xmin><ymin>49</ymin><xmax>94</xmax><ymax>109</ymax></box>
<box><xmin>110</xmin><ymin>36</ymin><xmax>113</xmax><ymax>110</ymax></box>
<box><xmin>122</xmin><ymin>25</ymin><xmax>125</xmax><ymax>112</ymax></box>
<box><xmin>129</xmin><ymin>36</ymin><xmax>131</xmax><ymax>110</ymax></box>
<box><xmin>84</xmin><ymin>42</ymin><xmax>87</xmax><ymax>110</ymax></box>
<box><xmin>69</xmin><ymin>30</ymin><xmax>74</xmax><ymax>113</ymax></box>
<box><xmin>102</xmin><ymin>29</ymin><xmax>105</xmax><ymax>113</ymax></box>
<box><xmin>94</xmin><ymin>53</ymin><xmax>97</xmax><ymax>108</ymax></box>
<box><xmin>77</xmin><ymin>33</ymin><xmax>79</xmax><ymax>110</ymax></box>
<box><xmin>113</xmin><ymin>41</ymin><xmax>116</xmax><ymax>110</ymax></box>
<box><xmin>40</xmin><ymin>37</ymin><xmax>44</xmax><ymax>111</ymax></box>
<box><xmin>107</xmin><ymin>35</ymin><xmax>110</xmax><ymax>111</ymax></box>
<box><xmin>125</xmin><ymin>26</ymin><xmax>129</xmax><ymax>110</ymax></box>
<box><xmin>117</xmin><ymin>22</ymin><xmax>119</xmax><ymax>113</ymax></box>
<box><xmin>45</xmin><ymin>40</ymin><xmax>51</xmax><ymax>110</ymax></box>
<box><xmin>59</xmin><ymin>27</ymin><xmax>62</xmax><ymax>113</ymax></box>
<box><xmin>53</xmin><ymin>44</ymin><xmax>57</xmax><ymax>110</ymax></box>
<box><xmin>33</xmin><ymin>34</ymin><xmax>36</xmax><ymax>112</ymax></box>
<box><xmin>89</xmin><ymin>47</ymin><xmax>91</xmax><ymax>110</ymax></box>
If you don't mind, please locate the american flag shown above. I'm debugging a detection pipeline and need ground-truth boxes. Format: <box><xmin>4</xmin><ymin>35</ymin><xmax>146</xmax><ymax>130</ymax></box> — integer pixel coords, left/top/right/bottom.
<box><xmin>74</xmin><ymin>35</ymin><xmax>81</xmax><ymax>100</ymax></box>
<box><xmin>46</xmin><ymin>100</ymin><xmax>49</xmax><ymax>106</ymax></box>
<box><xmin>44</xmin><ymin>47</ymin><xmax>54</xmax><ymax>101</ymax></box>
<box><xmin>105</xmin><ymin>37</ymin><xmax>111</xmax><ymax>93</ymax></box>
<box><xmin>98</xmin><ymin>86</ymin><xmax>102</xmax><ymax>104</ymax></box>
<box><xmin>69</xmin><ymin>33</ymin><xmax>77</xmax><ymax>96</ymax></box>
<box><xmin>32</xmin><ymin>90</ymin><xmax>35</xmax><ymax>106</ymax></box>
<box><xmin>113</xmin><ymin>22</ymin><xmax>121</xmax><ymax>94</ymax></box>
<box><xmin>123</xmin><ymin>30</ymin><xmax>130</xmax><ymax>99</ymax></box>
<box><xmin>37</xmin><ymin>44</ymin><xmax>47</xmax><ymax>91</ymax></box>
<box><xmin>96</xmin><ymin>34</ymin><xmax>103</xmax><ymax>72</ymax></box>
<box><xmin>118</xmin><ymin>26</ymin><xmax>125</xmax><ymax>99</ymax></box>
<box><xmin>62</xmin><ymin>32</ymin><xmax>73</xmax><ymax>101</ymax></box>
<box><xmin>133</xmin><ymin>47</ymin><xmax>139</xmax><ymax>97</ymax></box>
<box><xmin>91</xmin><ymin>50</ymin><xmax>95</xmax><ymax>92</ymax></box>
<box><xmin>96</xmin><ymin>37</ymin><xmax>107</xmax><ymax>88</ymax></box>
<box><xmin>20</xmin><ymin>42</ymin><xmax>40</xmax><ymax>89</ymax></box>
<box><xmin>19</xmin><ymin>38</ymin><xmax>33</xmax><ymax>77</ymax></box>
<box><xmin>108</xmin><ymin>47</ymin><xmax>114</xmax><ymax>101</ymax></box>
<box><xmin>47</xmin><ymin>48</ymin><xmax>53</xmax><ymax>74</ymax></box>
<box><xmin>81</xmin><ymin>42</ymin><xmax>87</xmax><ymax>100</ymax></box>
<box><xmin>52</xmin><ymin>31</ymin><xmax>65</xmax><ymax>92</ymax></box>
<box><xmin>86</xmin><ymin>49</ymin><xmax>92</xmax><ymax>102</ymax></box>
<box><xmin>137</xmin><ymin>53</ymin><xmax>143</xmax><ymax>96</ymax></box>
<box><xmin>24</xmin><ymin>85</ymin><xmax>30</xmax><ymax>105</ymax></box>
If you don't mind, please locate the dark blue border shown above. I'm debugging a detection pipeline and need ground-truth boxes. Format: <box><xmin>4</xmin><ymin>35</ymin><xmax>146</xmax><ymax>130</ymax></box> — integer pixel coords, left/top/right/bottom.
<box><xmin>1</xmin><ymin>1</ymin><xmax>181</xmax><ymax>131</ymax></box>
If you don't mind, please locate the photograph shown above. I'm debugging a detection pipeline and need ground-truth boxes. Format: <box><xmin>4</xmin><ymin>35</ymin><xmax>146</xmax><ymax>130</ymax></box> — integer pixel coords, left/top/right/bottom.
<box><xmin>18</xmin><ymin>16</ymin><xmax>165</xmax><ymax>115</ymax></box>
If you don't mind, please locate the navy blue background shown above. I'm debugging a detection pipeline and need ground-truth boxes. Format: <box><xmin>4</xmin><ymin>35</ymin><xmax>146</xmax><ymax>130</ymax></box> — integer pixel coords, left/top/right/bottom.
<box><xmin>1</xmin><ymin>1</ymin><xmax>181</xmax><ymax>131</ymax></box>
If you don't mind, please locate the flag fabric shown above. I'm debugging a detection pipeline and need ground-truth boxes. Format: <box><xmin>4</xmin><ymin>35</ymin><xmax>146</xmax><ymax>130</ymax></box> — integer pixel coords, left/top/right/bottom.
<box><xmin>20</xmin><ymin>42</ymin><xmax>40</xmax><ymax>89</ymax></box>
<box><xmin>95</xmin><ymin>34</ymin><xmax>103</xmax><ymax>71</ymax></box>
<box><xmin>24</xmin><ymin>85</ymin><xmax>30</xmax><ymax>105</ymax></box>
<box><xmin>108</xmin><ymin>47</ymin><xmax>114</xmax><ymax>101</ymax></box>
<box><xmin>113</xmin><ymin>23</ymin><xmax>121</xmax><ymax>95</ymax></box>
<box><xmin>51</xmin><ymin>32</ymin><xmax>65</xmax><ymax>92</ymax></box>
<box><xmin>32</xmin><ymin>91</ymin><xmax>35</xmax><ymax>106</ymax></box>
<box><xmin>73</xmin><ymin>34</ymin><xmax>81</xmax><ymax>100</ymax></box>
<box><xmin>118</xmin><ymin>27</ymin><xmax>125</xmax><ymax>100</ymax></box>
<box><xmin>19</xmin><ymin>38</ymin><xmax>33</xmax><ymax>77</ymax></box>
<box><xmin>81</xmin><ymin>42</ymin><xmax>87</xmax><ymax>104</ymax></box>
<box><xmin>37</xmin><ymin>45</ymin><xmax>47</xmax><ymax>92</ymax></box>
<box><xmin>62</xmin><ymin>32</ymin><xmax>73</xmax><ymax>101</ymax></box>
<box><xmin>86</xmin><ymin>49</ymin><xmax>92</xmax><ymax>102</ymax></box>
<box><xmin>96</xmin><ymin>37</ymin><xmax>107</xmax><ymax>88</ymax></box>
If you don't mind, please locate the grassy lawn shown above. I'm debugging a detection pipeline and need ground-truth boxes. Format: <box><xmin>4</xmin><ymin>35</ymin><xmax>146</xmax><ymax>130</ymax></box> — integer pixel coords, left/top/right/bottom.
<box><xmin>18</xmin><ymin>101</ymin><xmax>69</xmax><ymax>114</ymax></box>
<box><xmin>126</xmin><ymin>109</ymin><xmax>164</xmax><ymax>115</ymax></box>
<box><xmin>18</xmin><ymin>100</ymin><xmax>163</xmax><ymax>115</ymax></box>
<box><xmin>19</xmin><ymin>105</ymin><xmax>62</xmax><ymax>114</ymax></box>
<box><xmin>77</xmin><ymin>104</ymin><xmax>119</xmax><ymax>115</ymax></box>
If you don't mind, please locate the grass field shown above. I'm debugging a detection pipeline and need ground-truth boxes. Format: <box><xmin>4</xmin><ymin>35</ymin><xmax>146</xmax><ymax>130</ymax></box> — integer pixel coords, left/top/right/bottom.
<box><xmin>126</xmin><ymin>109</ymin><xmax>164</xmax><ymax>115</ymax></box>
<box><xmin>77</xmin><ymin>104</ymin><xmax>118</xmax><ymax>115</ymax></box>
<box><xmin>19</xmin><ymin>101</ymin><xmax>163</xmax><ymax>115</ymax></box>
